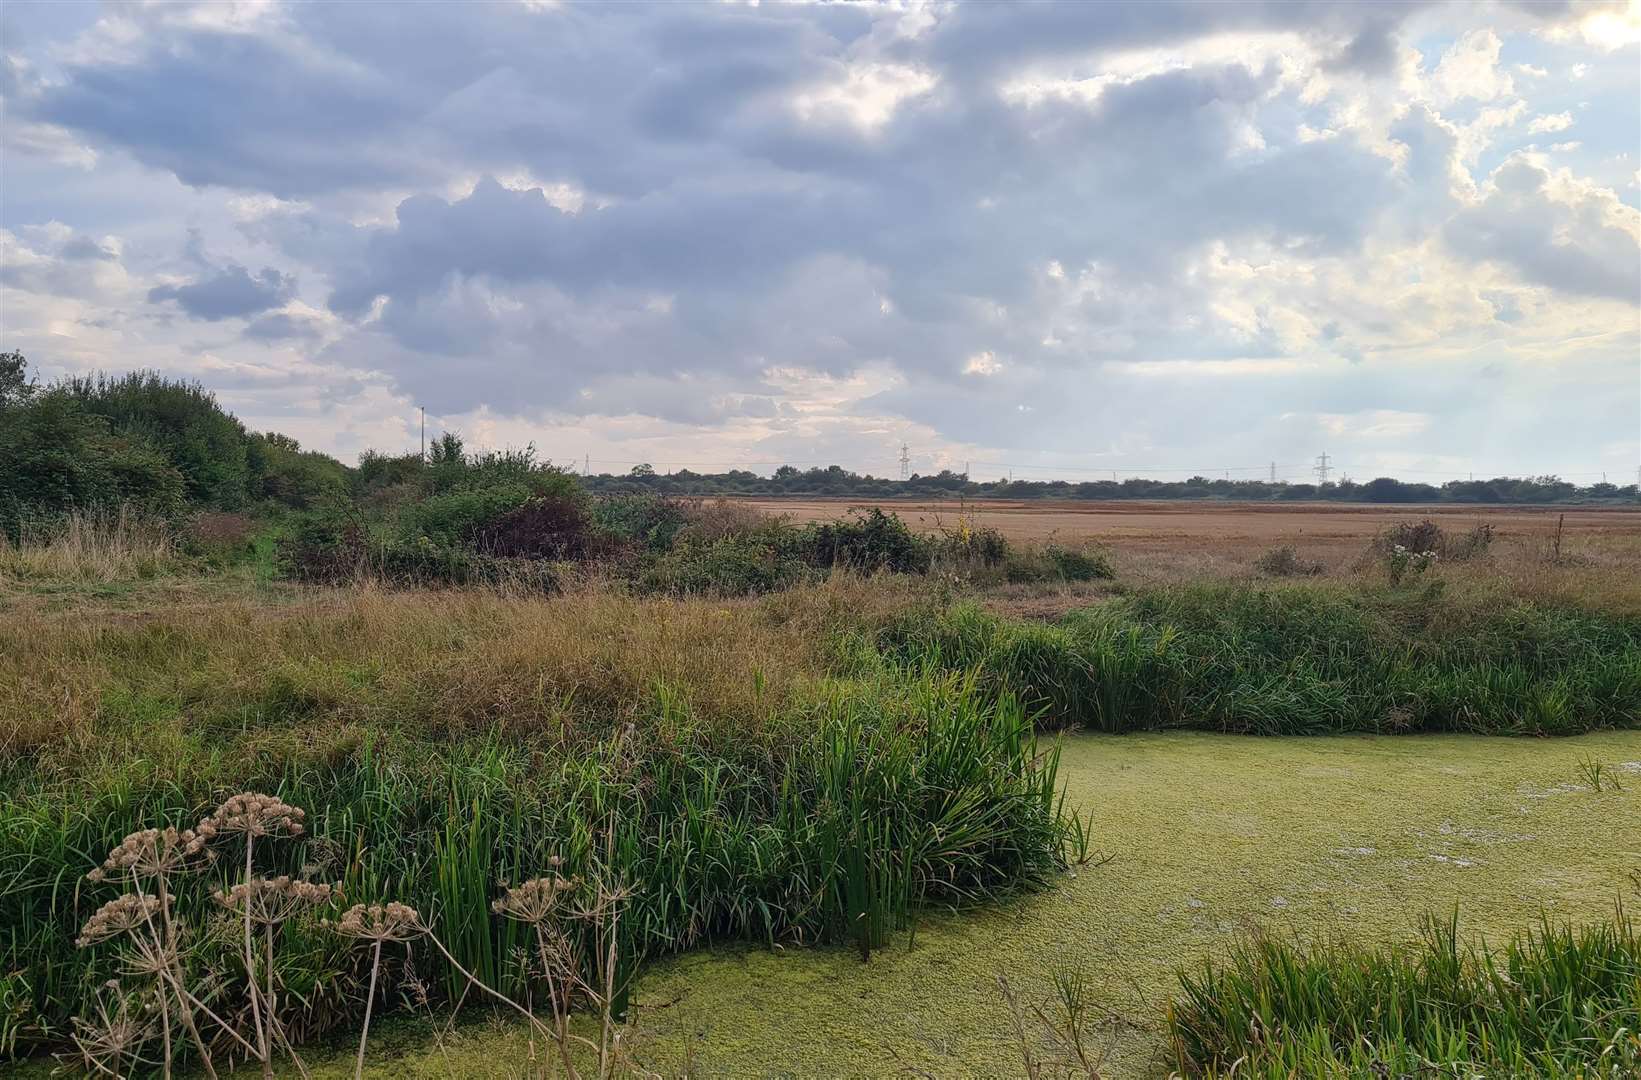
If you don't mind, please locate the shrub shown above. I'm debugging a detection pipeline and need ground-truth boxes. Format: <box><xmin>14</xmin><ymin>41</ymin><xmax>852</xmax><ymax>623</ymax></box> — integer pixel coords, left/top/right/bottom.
<box><xmin>639</xmin><ymin>531</ymin><xmax>815</xmax><ymax>595</ymax></box>
<box><xmin>395</xmin><ymin>485</ymin><xmax>535</xmax><ymax>548</ymax></box>
<box><xmin>1000</xmin><ymin>544</ymin><xmax>1114</xmax><ymax>584</ymax></box>
<box><xmin>1446</xmin><ymin>521</ymin><xmax>1495</xmax><ymax>560</ymax></box>
<box><xmin>678</xmin><ymin>499</ymin><xmax>773</xmax><ymax>543</ymax></box>
<box><xmin>1253</xmin><ymin>545</ymin><xmax>1325</xmax><ymax>577</ymax></box>
<box><xmin>802</xmin><ymin>508</ymin><xmax>930</xmax><ymax>574</ymax></box>
<box><xmin>1372</xmin><ymin>519</ymin><xmax>1445</xmax><ymax>556</ymax></box>
<box><xmin>590</xmin><ymin>493</ymin><xmax>691</xmax><ymax>552</ymax></box>
<box><xmin>477</xmin><ymin>496</ymin><xmax>618</xmax><ymax>561</ymax></box>
<box><xmin>275</xmin><ymin>511</ymin><xmax>369</xmax><ymax>583</ymax></box>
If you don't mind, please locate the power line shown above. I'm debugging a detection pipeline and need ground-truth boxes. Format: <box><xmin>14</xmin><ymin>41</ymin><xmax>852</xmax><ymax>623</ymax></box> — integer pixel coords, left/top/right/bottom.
<box><xmin>1313</xmin><ymin>451</ymin><xmax>1332</xmax><ymax>485</ymax></box>
<box><xmin>898</xmin><ymin>442</ymin><xmax>911</xmax><ymax>482</ymax></box>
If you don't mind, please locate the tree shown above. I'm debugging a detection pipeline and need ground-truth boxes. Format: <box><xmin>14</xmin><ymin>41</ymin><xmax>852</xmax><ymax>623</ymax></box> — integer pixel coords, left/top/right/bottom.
<box><xmin>630</xmin><ymin>463</ymin><xmax>655</xmax><ymax>477</ymax></box>
<box><xmin>0</xmin><ymin>350</ymin><xmax>37</xmax><ymax>408</ymax></box>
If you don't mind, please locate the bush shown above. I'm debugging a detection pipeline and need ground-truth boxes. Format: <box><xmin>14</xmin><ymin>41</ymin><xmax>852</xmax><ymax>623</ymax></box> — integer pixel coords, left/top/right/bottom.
<box><xmin>1446</xmin><ymin>521</ymin><xmax>1495</xmax><ymax>560</ymax></box>
<box><xmin>0</xmin><ymin>393</ymin><xmax>188</xmax><ymax>535</ymax></box>
<box><xmin>1373</xmin><ymin>519</ymin><xmax>1445</xmax><ymax>556</ymax></box>
<box><xmin>639</xmin><ymin>530</ymin><xmax>815</xmax><ymax>595</ymax></box>
<box><xmin>395</xmin><ymin>485</ymin><xmax>535</xmax><ymax>547</ymax></box>
<box><xmin>477</xmin><ymin>495</ymin><xmax>619</xmax><ymax>561</ymax></box>
<box><xmin>1253</xmin><ymin>545</ymin><xmax>1325</xmax><ymax>577</ymax></box>
<box><xmin>1001</xmin><ymin>544</ymin><xmax>1114</xmax><ymax>584</ymax></box>
<box><xmin>590</xmin><ymin>493</ymin><xmax>691</xmax><ymax>552</ymax></box>
<box><xmin>802</xmin><ymin>508</ymin><xmax>930</xmax><ymax>574</ymax></box>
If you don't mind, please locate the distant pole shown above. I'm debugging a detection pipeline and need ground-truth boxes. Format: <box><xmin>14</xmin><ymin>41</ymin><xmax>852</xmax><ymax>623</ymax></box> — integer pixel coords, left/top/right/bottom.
<box><xmin>419</xmin><ymin>406</ymin><xmax>425</xmax><ymax>463</ymax></box>
<box><xmin>1269</xmin><ymin>461</ymin><xmax>1276</xmax><ymax>483</ymax></box>
<box><xmin>584</xmin><ymin>452</ymin><xmax>590</xmax><ymax>476</ymax></box>
<box><xmin>899</xmin><ymin>442</ymin><xmax>910</xmax><ymax>481</ymax></box>
<box><xmin>1314</xmin><ymin>451</ymin><xmax>1332</xmax><ymax>484</ymax></box>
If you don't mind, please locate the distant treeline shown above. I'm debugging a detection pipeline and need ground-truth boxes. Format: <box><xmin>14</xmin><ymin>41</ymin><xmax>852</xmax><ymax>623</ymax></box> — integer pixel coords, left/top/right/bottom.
<box><xmin>584</xmin><ymin>464</ymin><xmax>1638</xmax><ymax>505</ymax></box>
<box><xmin>2</xmin><ymin>352</ymin><xmax>1634</xmax><ymax>533</ymax></box>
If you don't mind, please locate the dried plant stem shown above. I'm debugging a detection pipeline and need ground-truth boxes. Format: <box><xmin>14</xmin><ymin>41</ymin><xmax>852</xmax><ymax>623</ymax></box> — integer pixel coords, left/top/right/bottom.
<box><xmin>242</xmin><ymin>837</ymin><xmax>272</xmax><ymax>1079</ymax></box>
<box><xmin>355</xmin><ymin>939</ymin><xmax>382</xmax><ymax>1080</ymax></box>
<box><xmin>154</xmin><ymin>876</ymin><xmax>218</xmax><ymax>1079</ymax></box>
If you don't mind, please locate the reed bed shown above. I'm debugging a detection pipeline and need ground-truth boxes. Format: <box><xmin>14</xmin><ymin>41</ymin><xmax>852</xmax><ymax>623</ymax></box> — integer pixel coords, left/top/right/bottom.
<box><xmin>879</xmin><ymin>583</ymin><xmax>1641</xmax><ymax>735</ymax></box>
<box><xmin>1168</xmin><ymin>906</ymin><xmax>1641</xmax><ymax>1077</ymax></box>
<box><xmin>1</xmin><ymin>665</ymin><xmax>1063</xmax><ymax>1057</ymax></box>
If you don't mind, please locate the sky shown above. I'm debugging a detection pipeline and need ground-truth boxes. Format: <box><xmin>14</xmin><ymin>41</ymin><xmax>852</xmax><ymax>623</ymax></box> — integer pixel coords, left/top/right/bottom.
<box><xmin>1</xmin><ymin>0</ymin><xmax>1638</xmax><ymax>484</ymax></box>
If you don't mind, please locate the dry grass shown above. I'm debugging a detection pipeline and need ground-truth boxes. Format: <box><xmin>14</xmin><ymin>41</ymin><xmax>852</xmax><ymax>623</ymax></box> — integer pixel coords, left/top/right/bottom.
<box><xmin>0</xmin><ymin>508</ymin><xmax>178</xmax><ymax>583</ymax></box>
<box><xmin>0</xmin><ymin>574</ymin><xmax>920</xmax><ymax>764</ymax></box>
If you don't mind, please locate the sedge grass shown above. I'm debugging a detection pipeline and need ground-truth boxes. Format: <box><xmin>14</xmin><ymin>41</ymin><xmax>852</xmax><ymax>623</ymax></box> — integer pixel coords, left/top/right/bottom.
<box><xmin>1168</xmin><ymin>905</ymin><xmax>1641</xmax><ymax>1078</ymax></box>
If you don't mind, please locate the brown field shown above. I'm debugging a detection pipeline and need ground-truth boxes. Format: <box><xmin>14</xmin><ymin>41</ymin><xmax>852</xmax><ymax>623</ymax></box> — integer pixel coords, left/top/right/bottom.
<box><xmin>738</xmin><ymin>497</ymin><xmax>1641</xmax><ymax>612</ymax></box>
<box><xmin>740</xmin><ymin>497</ymin><xmax>1638</xmax><ymax>545</ymax></box>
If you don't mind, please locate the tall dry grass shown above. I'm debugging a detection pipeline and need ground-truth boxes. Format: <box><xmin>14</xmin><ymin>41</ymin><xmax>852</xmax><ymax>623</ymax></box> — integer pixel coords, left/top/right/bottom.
<box><xmin>0</xmin><ymin>574</ymin><xmax>920</xmax><ymax>763</ymax></box>
<box><xmin>0</xmin><ymin>507</ymin><xmax>178</xmax><ymax>583</ymax></box>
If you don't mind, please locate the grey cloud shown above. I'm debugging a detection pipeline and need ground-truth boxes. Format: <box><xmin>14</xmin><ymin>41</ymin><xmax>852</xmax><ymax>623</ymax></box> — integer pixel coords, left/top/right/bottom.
<box><xmin>1444</xmin><ymin>156</ymin><xmax>1640</xmax><ymax>302</ymax></box>
<box><xmin>150</xmin><ymin>265</ymin><xmax>295</xmax><ymax>321</ymax></box>
<box><xmin>244</xmin><ymin>311</ymin><xmax>322</xmax><ymax>342</ymax></box>
<box><xmin>3</xmin><ymin>0</ymin><xmax>1635</xmax><ymax>474</ymax></box>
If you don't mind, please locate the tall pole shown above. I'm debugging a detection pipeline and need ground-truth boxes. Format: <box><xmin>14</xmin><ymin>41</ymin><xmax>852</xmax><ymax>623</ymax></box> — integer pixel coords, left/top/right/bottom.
<box><xmin>419</xmin><ymin>406</ymin><xmax>425</xmax><ymax>464</ymax></box>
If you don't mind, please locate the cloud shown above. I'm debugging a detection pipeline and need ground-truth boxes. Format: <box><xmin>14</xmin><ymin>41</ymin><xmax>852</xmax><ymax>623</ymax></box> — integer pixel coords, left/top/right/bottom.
<box><xmin>0</xmin><ymin>0</ymin><xmax>1636</xmax><ymax>480</ymax></box>
<box><xmin>149</xmin><ymin>264</ymin><xmax>296</xmax><ymax>320</ymax></box>
<box><xmin>1527</xmin><ymin>111</ymin><xmax>1574</xmax><ymax>134</ymax></box>
<box><xmin>1445</xmin><ymin>153</ymin><xmax>1641</xmax><ymax>302</ymax></box>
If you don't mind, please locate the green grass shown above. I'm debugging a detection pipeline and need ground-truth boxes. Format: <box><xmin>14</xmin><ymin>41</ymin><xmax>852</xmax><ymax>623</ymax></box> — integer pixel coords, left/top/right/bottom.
<box><xmin>877</xmin><ymin>583</ymin><xmax>1641</xmax><ymax>734</ymax></box>
<box><xmin>1168</xmin><ymin>906</ymin><xmax>1641</xmax><ymax>1077</ymax></box>
<box><xmin>0</xmin><ymin>673</ymin><xmax>1064</xmax><ymax>1057</ymax></box>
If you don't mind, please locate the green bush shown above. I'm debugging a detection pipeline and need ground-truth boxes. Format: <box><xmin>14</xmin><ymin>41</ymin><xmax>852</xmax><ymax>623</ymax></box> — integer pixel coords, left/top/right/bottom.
<box><xmin>639</xmin><ymin>530</ymin><xmax>816</xmax><ymax>595</ymax></box>
<box><xmin>1001</xmin><ymin>544</ymin><xmax>1115</xmax><ymax>584</ymax></box>
<box><xmin>395</xmin><ymin>485</ymin><xmax>535</xmax><ymax>547</ymax></box>
<box><xmin>1169</xmin><ymin>908</ymin><xmax>1641</xmax><ymax>1078</ymax></box>
<box><xmin>0</xmin><ymin>392</ymin><xmax>188</xmax><ymax>536</ymax></box>
<box><xmin>801</xmin><ymin>507</ymin><xmax>930</xmax><ymax>574</ymax></box>
<box><xmin>590</xmin><ymin>493</ymin><xmax>690</xmax><ymax>552</ymax></box>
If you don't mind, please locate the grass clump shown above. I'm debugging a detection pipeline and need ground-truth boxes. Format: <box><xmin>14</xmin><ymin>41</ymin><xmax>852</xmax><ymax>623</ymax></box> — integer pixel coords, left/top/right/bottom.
<box><xmin>878</xmin><ymin>583</ymin><xmax>1641</xmax><ymax>734</ymax></box>
<box><xmin>1168</xmin><ymin>907</ymin><xmax>1641</xmax><ymax>1078</ymax></box>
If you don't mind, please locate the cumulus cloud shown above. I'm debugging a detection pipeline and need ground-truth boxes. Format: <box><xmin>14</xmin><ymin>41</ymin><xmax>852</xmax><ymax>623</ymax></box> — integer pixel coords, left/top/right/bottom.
<box><xmin>0</xmin><ymin>0</ymin><xmax>1636</xmax><ymax>478</ymax></box>
<box><xmin>1445</xmin><ymin>153</ymin><xmax>1641</xmax><ymax>302</ymax></box>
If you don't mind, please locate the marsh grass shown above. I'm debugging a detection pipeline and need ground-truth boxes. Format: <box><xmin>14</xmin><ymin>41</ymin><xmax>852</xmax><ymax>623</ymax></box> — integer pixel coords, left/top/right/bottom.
<box><xmin>0</xmin><ymin>507</ymin><xmax>178</xmax><ymax>583</ymax></box>
<box><xmin>880</xmin><ymin>583</ymin><xmax>1641</xmax><ymax>735</ymax></box>
<box><xmin>1</xmin><ymin>658</ymin><xmax>1065</xmax><ymax>1056</ymax></box>
<box><xmin>1167</xmin><ymin>906</ymin><xmax>1641</xmax><ymax>1078</ymax></box>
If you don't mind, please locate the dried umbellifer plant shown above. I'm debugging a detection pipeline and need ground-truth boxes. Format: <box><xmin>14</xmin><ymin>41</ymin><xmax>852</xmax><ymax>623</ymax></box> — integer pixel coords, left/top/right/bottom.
<box><xmin>325</xmin><ymin>901</ymin><xmax>431</xmax><ymax>1080</ymax></box>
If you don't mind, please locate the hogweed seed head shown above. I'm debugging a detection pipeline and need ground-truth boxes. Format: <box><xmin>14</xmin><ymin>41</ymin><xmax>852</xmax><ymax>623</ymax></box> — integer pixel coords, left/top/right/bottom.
<box><xmin>88</xmin><ymin>825</ymin><xmax>212</xmax><ymax>883</ymax></box>
<box><xmin>213</xmin><ymin>875</ymin><xmax>338</xmax><ymax>926</ymax></box>
<box><xmin>326</xmin><ymin>901</ymin><xmax>429</xmax><ymax>943</ymax></box>
<box><xmin>492</xmin><ymin>873</ymin><xmax>581</xmax><ymax>924</ymax></box>
<box><xmin>77</xmin><ymin>894</ymin><xmax>162</xmax><ymax>947</ymax></box>
<box><xmin>201</xmin><ymin>792</ymin><xmax>306</xmax><ymax>839</ymax></box>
